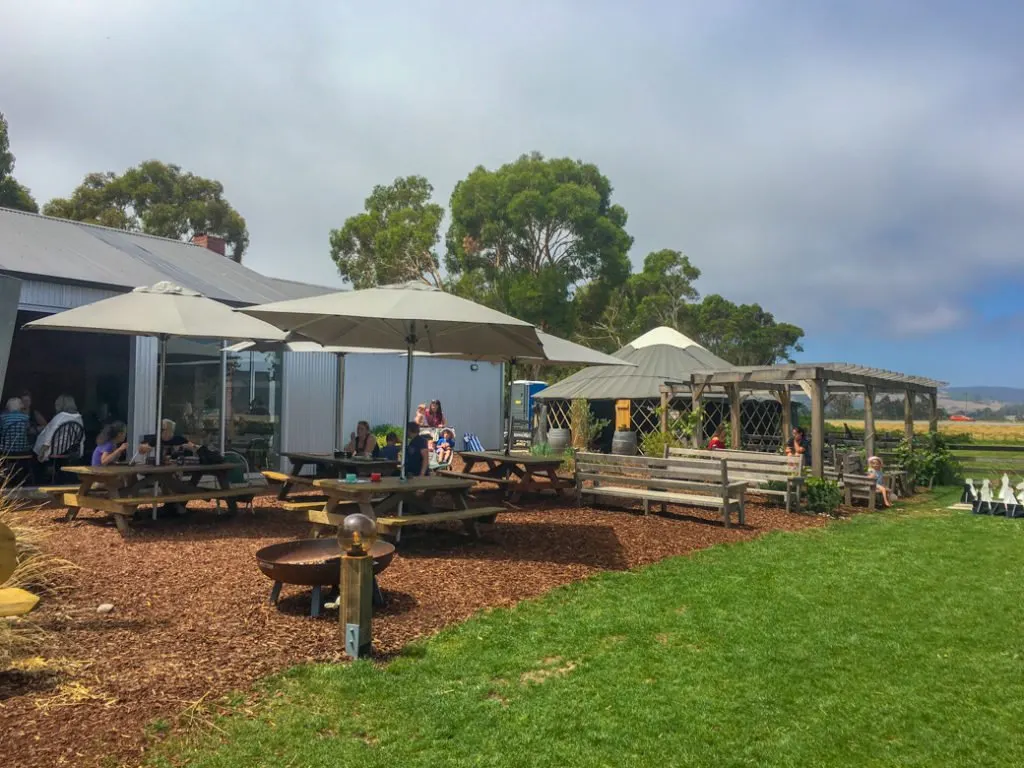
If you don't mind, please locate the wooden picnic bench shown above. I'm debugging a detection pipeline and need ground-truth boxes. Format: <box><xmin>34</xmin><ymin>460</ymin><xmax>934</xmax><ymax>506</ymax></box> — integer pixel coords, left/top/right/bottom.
<box><xmin>575</xmin><ymin>453</ymin><xmax>747</xmax><ymax>527</ymax></box>
<box><xmin>446</xmin><ymin>450</ymin><xmax>573</xmax><ymax>502</ymax></box>
<box><xmin>665</xmin><ymin>447</ymin><xmax>804</xmax><ymax>512</ymax></box>
<box><xmin>57</xmin><ymin>463</ymin><xmax>254</xmax><ymax>536</ymax></box>
<box><xmin>314</xmin><ymin>475</ymin><xmax>504</xmax><ymax>541</ymax></box>
<box><xmin>268</xmin><ymin>453</ymin><xmax>400</xmax><ymax>501</ymax></box>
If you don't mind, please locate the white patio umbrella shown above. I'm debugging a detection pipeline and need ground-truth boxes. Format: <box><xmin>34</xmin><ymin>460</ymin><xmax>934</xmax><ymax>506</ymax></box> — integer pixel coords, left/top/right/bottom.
<box><xmin>432</xmin><ymin>330</ymin><xmax>636</xmax><ymax>453</ymax></box>
<box><xmin>240</xmin><ymin>282</ymin><xmax>545</xmax><ymax>478</ymax></box>
<box><xmin>25</xmin><ymin>282</ymin><xmax>288</xmax><ymax>464</ymax></box>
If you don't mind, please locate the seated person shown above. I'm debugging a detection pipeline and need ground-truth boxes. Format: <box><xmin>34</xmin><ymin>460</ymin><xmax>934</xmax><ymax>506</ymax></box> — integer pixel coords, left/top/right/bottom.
<box><xmin>433</xmin><ymin>428</ymin><xmax>455</xmax><ymax>467</ymax></box>
<box><xmin>138</xmin><ymin>418</ymin><xmax>197</xmax><ymax>462</ymax></box>
<box><xmin>784</xmin><ymin>426</ymin><xmax>811</xmax><ymax>467</ymax></box>
<box><xmin>345</xmin><ymin>420</ymin><xmax>380</xmax><ymax>458</ymax></box>
<box><xmin>379</xmin><ymin>432</ymin><xmax>401</xmax><ymax>461</ymax></box>
<box><xmin>19</xmin><ymin>390</ymin><xmax>48</xmax><ymax>440</ymax></box>
<box><xmin>404</xmin><ymin>422</ymin><xmax>431</xmax><ymax>478</ymax></box>
<box><xmin>1</xmin><ymin>397</ymin><xmax>31</xmax><ymax>456</ymax></box>
<box><xmin>34</xmin><ymin>394</ymin><xmax>85</xmax><ymax>461</ymax></box>
<box><xmin>867</xmin><ymin>456</ymin><xmax>893</xmax><ymax>507</ymax></box>
<box><xmin>91</xmin><ymin>421</ymin><xmax>129</xmax><ymax>466</ymax></box>
<box><xmin>707</xmin><ymin>424</ymin><xmax>726</xmax><ymax>451</ymax></box>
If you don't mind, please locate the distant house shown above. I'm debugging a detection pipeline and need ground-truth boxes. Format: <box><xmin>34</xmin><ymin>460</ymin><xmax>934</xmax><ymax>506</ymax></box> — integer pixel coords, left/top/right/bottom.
<box><xmin>0</xmin><ymin>207</ymin><xmax>503</xmax><ymax>468</ymax></box>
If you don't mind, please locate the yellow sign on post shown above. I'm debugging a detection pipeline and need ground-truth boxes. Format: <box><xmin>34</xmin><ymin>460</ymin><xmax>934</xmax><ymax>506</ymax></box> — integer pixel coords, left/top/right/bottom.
<box><xmin>615</xmin><ymin>400</ymin><xmax>631</xmax><ymax>431</ymax></box>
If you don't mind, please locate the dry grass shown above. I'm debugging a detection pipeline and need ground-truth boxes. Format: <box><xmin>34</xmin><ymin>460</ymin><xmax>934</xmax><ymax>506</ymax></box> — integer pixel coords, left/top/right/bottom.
<box><xmin>827</xmin><ymin>419</ymin><xmax>1024</xmax><ymax>443</ymax></box>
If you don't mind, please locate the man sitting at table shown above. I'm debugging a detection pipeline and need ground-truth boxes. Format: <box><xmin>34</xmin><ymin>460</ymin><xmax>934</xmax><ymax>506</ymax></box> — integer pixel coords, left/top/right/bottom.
<box><xmin>379</xmin><ymin>432</ymin><xmax>400</xmax><ymax>462</ymax></box>
<box><xmin>138</xmin><ymin>419</ymin><xmax>197</xmax><ymax>462</ymax></box>
<box><xmin>404</xmin><ymin>422</ymin><xmax>431</xmax><ymax>478</ymax></box>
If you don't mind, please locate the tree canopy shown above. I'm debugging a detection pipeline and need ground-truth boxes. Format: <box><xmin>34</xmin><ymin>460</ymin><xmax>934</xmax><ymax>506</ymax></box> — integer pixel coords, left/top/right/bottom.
<box><xmin>0</xmin><ymin>112</ymin><xmax>39</xmax><ymax>213</ymax></box>
<box><xmin>445</xmin><ymin>152</ymin><xmax>632</xmax><ymax>335</ymax></box>
<box><xmin>329</xmin><ymin>175</ymin><xmax>444</xmax><ymax>289</ymax></box>
<box><xmin>684</xmin><ymin>294</ymin><xmax>804</xmax><ymax>365</ymax></box>
<box><xmin>43</xmin><ymin>160</ymin><xmax>249</xmax><ymax>261</ymax></box>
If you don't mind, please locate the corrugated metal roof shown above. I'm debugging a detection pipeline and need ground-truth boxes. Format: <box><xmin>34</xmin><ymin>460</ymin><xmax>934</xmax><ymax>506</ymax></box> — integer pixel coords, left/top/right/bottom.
<box><xmin>535</xmin><ymin>329</ymin><xmax>735</xmax><ymax>401</ymax></box>
<box><xmin>0</xmin><ymin>207</ymin><xmax>332</xmax><ymax>305</ymax></box>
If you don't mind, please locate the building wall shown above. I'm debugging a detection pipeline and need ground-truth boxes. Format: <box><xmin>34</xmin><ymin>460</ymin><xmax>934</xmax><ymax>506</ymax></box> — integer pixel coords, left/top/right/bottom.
<box><xmin>128</xmin><ymin>337</ymin><xmax>159</xmax><ymax>450</ymax></box>
<box><xmin>279</xmin><ymin>350</ymin><xmax>340</xmax><ymax>463</ymax></box>
<box><xmin>341</xmin><ymin>354</ymin><xmax>503</xmax><ymax>449</ymax></box>
<box><xmin>18</xmin><ymin>279</ymin><xmax>118</xmax><ymax>312</ymax></box>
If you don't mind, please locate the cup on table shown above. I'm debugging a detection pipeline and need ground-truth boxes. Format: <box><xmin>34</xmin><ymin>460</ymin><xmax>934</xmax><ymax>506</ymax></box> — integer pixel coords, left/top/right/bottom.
<box><xmin>370</xmin><ymin>472</ymin><xmax>382</xmax><ymax>483</ymax></box>
<box><xmin>345</xmin><ymin>473</ymin><xmax>357</xmax><ymax>483</ymax></box>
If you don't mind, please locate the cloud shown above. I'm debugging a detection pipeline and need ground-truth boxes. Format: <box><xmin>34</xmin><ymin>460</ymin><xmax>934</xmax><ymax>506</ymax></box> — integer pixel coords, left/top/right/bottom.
<box><xmin>2</xmin><ymin>0</ymin><xmax>1022</xmax><ymax>347</ymax></box>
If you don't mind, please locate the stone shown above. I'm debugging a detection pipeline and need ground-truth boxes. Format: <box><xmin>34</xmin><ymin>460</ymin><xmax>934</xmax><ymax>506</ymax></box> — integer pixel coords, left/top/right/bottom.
<box><xmin>96</xmin><ymin>603</ymin><xmax>114</xmax><ymax>614</ymax></box>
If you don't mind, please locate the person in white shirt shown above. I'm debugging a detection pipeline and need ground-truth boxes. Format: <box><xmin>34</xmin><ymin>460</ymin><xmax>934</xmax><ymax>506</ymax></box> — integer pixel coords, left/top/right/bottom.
<box><xmin>34</xmin><ymin>394</ymin><xmax>85</xmax><ymax>461</ymax></box>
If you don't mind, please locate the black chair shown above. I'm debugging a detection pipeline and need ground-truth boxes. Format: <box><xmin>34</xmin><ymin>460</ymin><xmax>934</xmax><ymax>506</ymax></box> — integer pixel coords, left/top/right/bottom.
<box><xmin>44</xmin><ymin>421</ymin><xmax>85</xmax><ymax>484</ymax></box>
<box><xmin>0</xmin><ymin>420</ymin><xmax>36</xmax><ymax>487</ymax></box>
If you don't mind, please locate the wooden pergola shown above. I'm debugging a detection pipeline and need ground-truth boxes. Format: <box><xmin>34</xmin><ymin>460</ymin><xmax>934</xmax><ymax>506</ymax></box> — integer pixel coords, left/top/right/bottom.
<box><xmin>659</xmin><ymin>363</ymin><xmax>945</xmax><ymax>477</ymax></box>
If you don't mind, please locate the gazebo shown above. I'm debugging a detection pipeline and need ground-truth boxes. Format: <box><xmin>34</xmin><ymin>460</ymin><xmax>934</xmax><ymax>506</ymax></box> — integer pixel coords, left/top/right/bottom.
<box><xmin>534</xmin><ymin>327</ymin><xmax>783</xmax><ymax>448</ymax></box>
<box><xmin>669</xmin><ymin>363</ymin><xmax>945</xmax><ymax>477</ymax></box>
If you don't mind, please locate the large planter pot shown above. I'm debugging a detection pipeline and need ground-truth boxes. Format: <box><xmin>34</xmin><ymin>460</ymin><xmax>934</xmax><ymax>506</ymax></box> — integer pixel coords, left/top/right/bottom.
<box><xmin>548</xmin><ymin>428</ymin><xmax>571</xmax><ymax>454</ymax></box>
<box><xmin>611</xmin><ymin>430</ymin><xmax>638</xmax><ymax>456</ymax></box>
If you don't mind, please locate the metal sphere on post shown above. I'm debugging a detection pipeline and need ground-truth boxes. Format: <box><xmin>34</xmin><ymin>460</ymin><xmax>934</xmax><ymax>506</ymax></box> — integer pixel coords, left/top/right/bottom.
<box><xmin>340</xmin><ymin>513</ymin><xmax>377</xmax><ymax>658</ymax></box>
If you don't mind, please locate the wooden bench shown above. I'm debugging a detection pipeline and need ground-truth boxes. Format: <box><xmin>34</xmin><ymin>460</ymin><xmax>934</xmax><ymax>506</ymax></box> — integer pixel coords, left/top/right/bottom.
<box><xmin>280</xmin><ymin>498</ymin><xmax>330</xmax><ymax>511</ymax></box>
<box><xmin>575</xmin><ymin>453</ymin><xmax>747</xmax><ymax>527</ymax></box>
<box><xmin>375</xmin><ymin>506</ymin><xmax>504</xmax><ymax>537</ymax></box>
<box><xmin>438</xmin><ymin>470</ymin><xmax>516</xmax><ymax>488</ymax></box>
<box><xmin>59</xmin><ymin>487</ymin><xmax>256</xmax><ymax>536</ymax></box>
<box><xmin>666</xmin><ymin>447</ymin><xmax>804</xmax><ymax>512</ymax></box>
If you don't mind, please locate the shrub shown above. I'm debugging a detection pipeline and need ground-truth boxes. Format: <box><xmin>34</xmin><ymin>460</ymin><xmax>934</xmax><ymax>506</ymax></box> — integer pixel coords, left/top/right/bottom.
<box><xmin>894</xmin><ymin>433</ymin><xmax>962</xmax><ymax>487</ymax></box>
<box><xmin>805</xmin><ymin>477</ymin><xmax>843</xmax><ymax>515</ymax></box>
<box><xmin>370</xmin><ymin>423</ymin><xmax>403</xmax><ymax>448</ymax></box>
<box><xmin>568</xmin><ymin>400</ymin><xmax>609</xmax><ymax>451</ymax></box>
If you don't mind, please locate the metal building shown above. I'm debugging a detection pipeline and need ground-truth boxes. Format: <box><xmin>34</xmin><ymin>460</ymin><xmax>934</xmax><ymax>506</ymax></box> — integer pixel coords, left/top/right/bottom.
<box><xmin>0</xmin><ymin>207</ymin><xmax>503</xmax><ymax>469</ymax></box>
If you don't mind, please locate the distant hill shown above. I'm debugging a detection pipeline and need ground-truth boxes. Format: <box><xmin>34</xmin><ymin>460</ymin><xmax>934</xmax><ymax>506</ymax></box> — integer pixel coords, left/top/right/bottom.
<box><xmin>943</xmin><ymin>387</ymin><xmax>1024</xmax><ymax>405</ymax></box>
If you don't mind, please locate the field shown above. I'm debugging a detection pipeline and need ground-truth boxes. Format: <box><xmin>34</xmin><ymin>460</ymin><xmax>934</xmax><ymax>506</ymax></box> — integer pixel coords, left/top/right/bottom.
<box><xmin>827</xmin><ymin>419</ymin><xmax>1024</xmax><ymax>443</ymax></box>
<box><xmin>150</xmin><ymin>491</ymin><xmax>1024</xmax><ymax>767</ymax></box>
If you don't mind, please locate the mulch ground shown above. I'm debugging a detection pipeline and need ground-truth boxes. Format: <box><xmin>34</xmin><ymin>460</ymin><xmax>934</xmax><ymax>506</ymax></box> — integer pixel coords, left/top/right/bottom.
<box><xmin>1</xmin><ymin>483</ymin><xmax>834</xmax><ymax>768</ymax></box>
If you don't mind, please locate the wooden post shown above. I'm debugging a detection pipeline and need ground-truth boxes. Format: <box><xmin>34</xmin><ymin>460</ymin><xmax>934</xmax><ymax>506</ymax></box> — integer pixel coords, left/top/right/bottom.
<box><xmin>928</xmin><ymin>391</ymin><xmax>938</xmax><ymax>434</ymax></box>
<box><xmin>659</xmin><ymin>388</ymin><xmax>669</xmax><ymax>435</ymax></box>
<box><xmin>779</xmin><ymin>387</ymin><xmax>792</xmax><ymax>451</ymax></box>
<box><xmin>808</xmin><ymin>379</ymin><xmax>825</xmax><ymax>478</ymax></box>
<box><xmin>904</xmin><ymin>389</ymin><xmax>916</xmax><ymax>444</ymax></box>
<box><xmin>691</xmin><ymin>385</ymin><xmax>704</xmax><ymax>448</ymax></box>
<box><xmin>863</xmin><ymin>385</ymin><xmax>875</xmax><ymax>459</ymax></box>
<box><xmin>728</xmin><ymin>384</ymin><xmax>742</xmax><ymax>450</ymax></box>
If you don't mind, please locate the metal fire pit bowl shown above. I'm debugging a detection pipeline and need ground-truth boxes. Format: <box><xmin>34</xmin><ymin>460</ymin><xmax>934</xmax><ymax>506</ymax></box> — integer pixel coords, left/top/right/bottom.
<box><xmin>256</xmin><ymin>538</ymin><xmax>395</xmax><ymax>617</ymax></box>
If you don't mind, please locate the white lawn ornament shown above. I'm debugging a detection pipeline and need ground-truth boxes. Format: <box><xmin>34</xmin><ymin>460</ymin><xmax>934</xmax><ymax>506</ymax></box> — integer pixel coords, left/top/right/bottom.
<box><xmin>965</xmin><ymin>479</ymin><xmax>978</xmax><ymax>500</ymax></box>
<box><xmin>980</xmin><ymin>479</ymin><xmax>993</xmax><ymax>512</ymax></box>
<box><xmin>1016</xmin><ymin>480</ymin><xmax>1024</xmax><ymax>506</ymax></box>
<box><xmin>998</xmin><ymin>474</ymin><xmax>1016</xmax><ymax>505</ymax></box>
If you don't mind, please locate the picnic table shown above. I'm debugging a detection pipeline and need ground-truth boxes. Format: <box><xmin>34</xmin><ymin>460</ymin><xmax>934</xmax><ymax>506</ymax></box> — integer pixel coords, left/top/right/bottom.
<box><xmin>266</xmin><ymin>452</ymin><xmax>400</xmax><ymax>501</ymax></box>
<box><xmin>444</xmin><ymin>451</ymin><xmax>573</xmax><ymax>503</ymax></box>
<box><xmin>53</xmin><ymin>463</ymin><xmax>252</xmax><ymax>536</ymax></box>
<box><xmin>308</xmin><ymin>475</ymin><xmax>504</xmax><ymax>540</ymax></box>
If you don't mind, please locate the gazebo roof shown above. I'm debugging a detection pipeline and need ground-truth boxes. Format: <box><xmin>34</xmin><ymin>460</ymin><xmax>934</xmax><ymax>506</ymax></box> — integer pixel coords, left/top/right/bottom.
<box><xmin>534</xmin><ymin>327</ymin><xmax>734</xmax><ymax>401</ymax></box>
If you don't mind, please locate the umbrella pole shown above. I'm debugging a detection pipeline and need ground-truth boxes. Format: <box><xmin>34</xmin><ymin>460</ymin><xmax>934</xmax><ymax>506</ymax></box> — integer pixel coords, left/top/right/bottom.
<box><xmin>155</xmin><ymin>335</ymin><xmax>167</xmax><ymax>467</ymax></box>
<box><xmin>400</xmin><ymin>336</ymin><xmax>414</xmax><ymax>481</ymax></box>
<box><xmin>504</xmin><ymin>358</ymin><xmax>516</xmax><ymax>455</ymax></box>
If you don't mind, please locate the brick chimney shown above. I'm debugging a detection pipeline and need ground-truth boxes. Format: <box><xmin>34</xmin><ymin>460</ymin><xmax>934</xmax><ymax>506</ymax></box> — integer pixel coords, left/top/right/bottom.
<box><xmin>192</xmin><ymin>233</ymin><xmax>226</xmax><ymax>257</ymax></box>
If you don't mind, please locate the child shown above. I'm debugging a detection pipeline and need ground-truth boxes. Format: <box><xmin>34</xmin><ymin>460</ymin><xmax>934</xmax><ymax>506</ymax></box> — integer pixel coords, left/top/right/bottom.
<box><xmin>707</xmin><ymin>424</ymin><xmax>726</xmax><ymax>451</ymax></box>
<box><xmin>434</xmin><ymin>428</ymin><xmax>454</xmax><ymax>466</ymax></box>
<box><xmin>91</xmin><ymin>421</ymin><xmax>128</xmax><ymax>466</ymax></box>
<box><xmin>379</xmin><ymin>432</ymin><xmax>400</xmax><ymax>461</ymax></box>
<box><xmin>414</xmin><ymin>404</ymin><xmax>428</xmax><ymax>427</ymax></box>
<box><xmin>867</xmin><ymin>456</ymin><xmax>893</xmax><ymax>508</ymax></box>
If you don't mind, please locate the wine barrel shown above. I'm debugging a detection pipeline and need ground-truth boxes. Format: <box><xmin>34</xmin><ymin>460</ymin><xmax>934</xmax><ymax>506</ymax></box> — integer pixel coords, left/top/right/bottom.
<box><xmin>611</xmin><ymin>430</ymin><xmax>638</xmax><ymax>456</ymax></box>
<box><xmin>548</xmin><ymin>428</ymin><xmax>571</xmax><ymax>454</ymax></box>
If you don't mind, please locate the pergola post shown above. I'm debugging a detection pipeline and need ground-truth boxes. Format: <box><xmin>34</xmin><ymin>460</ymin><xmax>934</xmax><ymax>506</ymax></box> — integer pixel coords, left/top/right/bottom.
<box><xmin>691</xmin><ymin>383</ymin><xmax>705</xmax><ymax>448</ymax></box>
<box><xmin>659</xmin><ymin>388</ymin><xmax>669</xmax><ymax>436</ymax></box>
<box><xmin>863</xmin><ymin>385</ymin><xmax>876</xmax><ymax>459</ymax></box>
<box><xmin>928</xmin><ymin>392</ymin><xmax>938</xmax><ymax>434</ymax></box>
<box><xmin>728</xmin><ymin>383</ymin><xmax>742</xmax><ymax>450</ymax></box>
<box><xmin>779</xmin><ymin>387</ymin><xmax>792</xmax><ymax>450</ymax></box>
<box><xmin>808</xmin><ymin>379</ymin><xmax>825</xmax><ymax>477</ymax></box>
<box><xmin>904</xmin><ymin>389</ymin><xmax>916</xmax><ymax>444</ymax></box>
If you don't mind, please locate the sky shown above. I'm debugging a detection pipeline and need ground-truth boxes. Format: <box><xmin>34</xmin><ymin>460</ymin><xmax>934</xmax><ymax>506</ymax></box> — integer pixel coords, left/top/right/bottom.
<box><xmin>2</xmin><ymin>0</ymin><xmax>1022</xmax><ymax>387</ymax></box>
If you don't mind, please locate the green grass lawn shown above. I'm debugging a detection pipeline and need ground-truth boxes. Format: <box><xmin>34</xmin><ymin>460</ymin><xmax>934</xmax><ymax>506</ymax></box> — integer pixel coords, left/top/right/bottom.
<box><xmin>152</xmin><ymin>491</ymin><xmax>1024</xmax><ymax>767</ymax></box>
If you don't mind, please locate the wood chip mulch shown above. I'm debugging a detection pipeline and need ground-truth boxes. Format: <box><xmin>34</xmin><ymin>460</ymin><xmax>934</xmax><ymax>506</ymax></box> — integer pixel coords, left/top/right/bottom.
<box><xmin>1</xmin><ymin>487</ymin><xmax>832</xmax><ymax>768</ymax></box>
